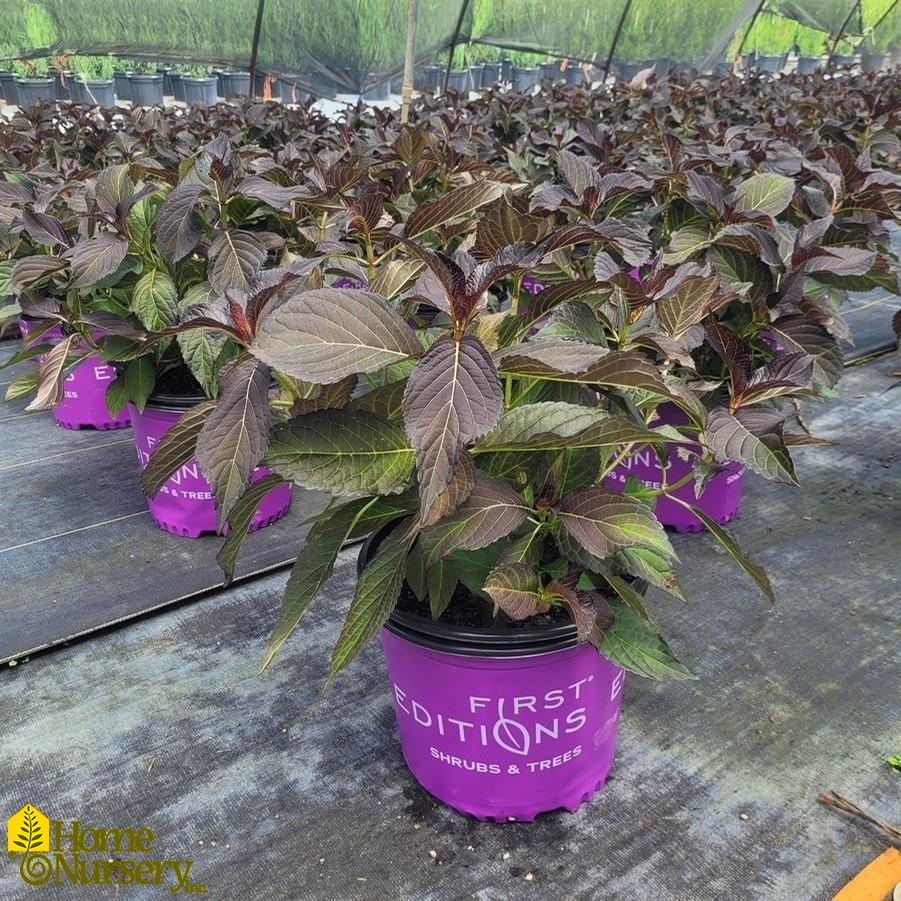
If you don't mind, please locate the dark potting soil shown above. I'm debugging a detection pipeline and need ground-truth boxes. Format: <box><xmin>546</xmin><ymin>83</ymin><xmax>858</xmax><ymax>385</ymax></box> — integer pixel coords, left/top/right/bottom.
<box><xmin>151</xmin><ymin>364</ymin><xmax>206</xmax><ymax>399</ymax></box>
<box><xmin>395</xmin><ymin>581</ymin><xmax>572</xmax><ymax>632</ymax></box>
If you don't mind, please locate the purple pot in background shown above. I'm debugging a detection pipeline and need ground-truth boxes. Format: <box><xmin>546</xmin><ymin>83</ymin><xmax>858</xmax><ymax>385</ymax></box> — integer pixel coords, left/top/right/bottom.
<box><xmin>18</xmin><ymin>317</ymin><xmax>130</xmax><ymax>430</ymax></box>
<box><xmin>606</xmin><ymin>403</ymin><xmax>745</xmax><ymax>532</ymax></box>
<box><xmin>521</xmin><ymin>276</ymin><xmax>545</xmax><ymax>295</ymax></box>
<box><xmin>379</xmin><ymin>613</ymin><xmax>625</xmax><ymax>821</ymax></box>
<box><xmin>332</xmin><ymin>276</ymin><xmax>364</xmax><ymax>289</ymax></box>
<box><xmin>128</xmin><ymin>400</ymin><xmax>292</xmax><ymax>538</ymax></box>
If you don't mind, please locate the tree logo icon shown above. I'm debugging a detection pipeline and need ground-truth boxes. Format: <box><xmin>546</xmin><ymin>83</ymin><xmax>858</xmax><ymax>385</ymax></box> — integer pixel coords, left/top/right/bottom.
<box><xmin>7</xmin><ymin>805</ymin><xmax>52</xmax><ymax>886</ymax></box>
<box><xmin>7</xmin><ymin>805</ymin><xmax>49</xmax><ymax>854</ymax></box>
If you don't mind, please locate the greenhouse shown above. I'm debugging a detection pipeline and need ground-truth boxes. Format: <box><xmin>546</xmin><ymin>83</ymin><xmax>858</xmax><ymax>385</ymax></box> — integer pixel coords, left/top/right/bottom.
<box><xmin>1</xmin><ymin>1</ymin><xmax>900</xmax><ymax>899</ymax></box>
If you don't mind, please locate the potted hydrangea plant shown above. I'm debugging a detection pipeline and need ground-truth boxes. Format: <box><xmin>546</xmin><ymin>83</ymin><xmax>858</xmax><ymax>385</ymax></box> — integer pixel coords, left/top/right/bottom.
<box><xmin>152</xmin><ymin>175</ymin><xmax>795</xmax><ymax>820</ymax></box>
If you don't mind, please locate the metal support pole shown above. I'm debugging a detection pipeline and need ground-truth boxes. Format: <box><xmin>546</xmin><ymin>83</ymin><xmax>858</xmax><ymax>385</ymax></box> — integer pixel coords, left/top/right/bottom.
<box><xmin>602</xmin><ymin>0</ymin><xmax>634</xmax><ymax>82</ymax></box>
<box><xmin>249</xmin><ymin>0</ymin><xmax>267</xmax><ymax>97</ymax></box>
<box><xmin>443</xmin><ymin>0</ymin><xmax>471</xmax><ymax>93</ymax></box>
<box><xmin>735</xmin><ymin>0</ymin><xmax>769</xmax><ymax>59</ymax></box>
<box><xmin>827</xmin><ymin>0</ymin><xmax>864</xmax><ymax>65</ymax></box>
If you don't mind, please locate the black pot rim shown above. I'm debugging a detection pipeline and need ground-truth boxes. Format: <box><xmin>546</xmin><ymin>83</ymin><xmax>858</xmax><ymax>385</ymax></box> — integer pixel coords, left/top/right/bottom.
<box><xmin>136</xmin><ymin>390</ymin><xmax>206</xmax><ymax>411</ymax></box>
<box><xmin>360</xmin><ymin>524</ymin><xmax>644</xmax><ymax>658</ymax></box>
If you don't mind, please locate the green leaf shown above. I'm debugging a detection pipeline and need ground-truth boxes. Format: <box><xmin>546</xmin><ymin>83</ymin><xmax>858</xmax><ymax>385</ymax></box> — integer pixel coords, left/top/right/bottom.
<box><xmin>348</xmin><ymin>380</ymin><xmax>407</xmax><ymax>421</ymax></box>
<box><xmin>536</xmin><ymin>301</ymin><xmax>607</xmax><ymax>344</ymax></box>
<box><xmin>123</xmin><ymin>357</ymin><xmax>157</xmax><ymax>413</ymax></box>
<box><xmin>667</xmin><ymin>497</ymin><xmax>775</xmax><ymax>602</ymax></box>
<box><xmin>484</xmin><ymin>562</ymin><xmax>548</xmax><ymax>620</ymax></box>
<box><xmin>663</xmin><ymin>225</ymin><xmax>711</xmax><ymax>264</ymax></box>
<box><xmin>445</xmin><ymin>545</ymin><xmax>501</xmax><ymax>599</ymax></box>
<box><xmin>426</xmin><ymin>558</ymin><xmax>457</xmax><ymax>620</ymax></box>
<box><xmin>329</xmin><ymin>518</ymin><xmax>416</xmax><ymax>679</ymax></box>
<box><xmin>614</xmin><ymin>545</ymin><xmax>684</xmax><ymax>599</ymax></box>
<box><xmin>251</xmin><ymin>287</ymin><xmax>422</xmax><ymax>384</ymax></box>
<box><xmin>195</xmin><ymin>359</ymin><xmax>272</xmax><ymax>528</ymax></box>
<box><xmin>139</xmin><ymin>399</ymin><xmax>216</xmax><ymax>497</ymax></box>
<box><xmin>404</xmin><ymin>335</ymin><xmax>503</xmax><ymax>519</ymax></box>
<box><xmin>887</xmin><ymin>754</ymin><xmax>901</xmax><ymax>772</ymax></box>
<box><xmin>597</xmin><ymin>601</ymin><xmax>696</xmax><ymax>680</ymax></box>
<box><xmin>177</xmin><ymin>328</ymin><xmax>227</xmax><ymax>397</ymax></box>
<box><xmin>262</xmin><ymin>497</ymin><xmax>384</xmax><ymax>671</ymax></box>
<box><xmin>4</xmin><ymin>369</ymin><xmax>39</xmax><ymax>401</ymax></box>
<box><xmin>421</xmin><ymin>474</ymin><xmax>529</xmax><ymax>564</ymax></box>
<box><xmin>601</xmin><ymin>571</ymin><xmax>655</xmax><ymax>622</ymax></box>
<box><xmin>127</xmin><ymin>196</ymin><xmax>156</xmax><ymax>249</ymax></box>
<box><xmin>556</xmin><ymin>486</ymin><xmax>675</xmax><ymax>560</ymax></box>
<box><xmin>369</xmin><ymin>258</ymin><xmax>423</xmax><ymax>299</ymax></box>
<box><xmin>475</xmin><ymin>402</ymin><xmax>609</xmax><ymax>450</ymax></box>
<box><xmin>266</xmin><ymin>410</ymin><xmax>414</xmax><ymax>496</ymax></box>
<box><xmin>104</xmin><ymin>376</ymin><xmax>130</xmax><ymax>416</ymax></box>
<box><xmin>405</xmin><ymin>180</ymin><xmax>509</xmax><ymax>238</ymax></box>
<box><xmin>733</xmin><ymin>173</ymin><xmax>795</xmax><ymax>218</ymax></box>
<box><xmin>217</xmin><ymin>474</ymin><xmax>286</xmax><ymax>582</ymax></box>
<box><xmin>132</xmin><ymin>269</ymin><xmax>179</xmax><ymax>330</ymax></box>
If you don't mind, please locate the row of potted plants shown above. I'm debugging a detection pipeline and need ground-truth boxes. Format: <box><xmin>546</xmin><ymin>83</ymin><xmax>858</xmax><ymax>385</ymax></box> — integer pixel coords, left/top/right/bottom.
<box><xmin>2</xmin><ymin>69</ymin><xmax>899</xmax><ymax>818</ymax></box>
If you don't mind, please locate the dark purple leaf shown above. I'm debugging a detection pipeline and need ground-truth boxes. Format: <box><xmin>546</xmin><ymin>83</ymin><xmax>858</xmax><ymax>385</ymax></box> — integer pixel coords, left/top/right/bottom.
<box><xmin>238</xmin><ymin>175</ymin><xmax>307</xmax><ymax>210</ymax></box>
<box><xmin>705</xmin><ymin>406</ymin><xmax>796</xmax><ymax>484</ymax></box>
<box><xmin>10</xmin><ymin>256</ymin><xmax>68</xmax><ymax>293</ymax></box>
<box><xmin>139</xmin><ymin>399</ymin><xmax>217</xmax><ymax>497</ymax></box>
<box><xmin>403</xmin><ymin>335</ymin><xmax>503</xmax><ymax>518</ymax></box>
<box><xmin>556</xmin><ymin>149</ymin><xmax>602</xmax><ymax>198</ymax></box>
<box><xmin>24</xmin><ymin>335</ymin><xmax>78</xmax><ymax>411</ymax></box>
<box><xmin>21</xmin><ymin>211</ymin><xmax>71</xmax><ymax>248</ymax></box>
<box><xmin>195</xmin><ymin>358</ymin><xmax>272</xmax><ymax>528</ymax></box>
<box><xmin>685</xmin><ymin>170</ymin><xmax>725</xmax><ymax>216</ymax></box>
<box><xmin>803</xmin><ymin>246</ymin><xmax>875</xmax><ymax>277</ymax></box>
<box><xmin>422</xmin><ymin>452</ymin><xmax>477</xmax><ymax>527</ymax></box>
<box><xmin>405</xmin><ymin>181</ymin><xmax>509</xmax><ymax>238</ymax></box>
<box><xmin>484</xmin><ymin>563</ymin><xmax>548</xmax><ymax>620</ymax></box>
<box><xmin>529</xmin><ymin>184</ymin><xmax>579</xmax><ymax>213</ymax></box>
<box><xmin>66</xmin><ymin>233</ymin><xmax>129</xmax><ymax>289</ymax></box>
<box><xmin>656</xmin><ymin>271</ymin><xmax>721</xmax><ymax>338</ymax></box>
<box><xmin>474</xmin><ymin>199</ymin><xmax>549</xmax><ymax>257</ymax></box>
<box><xmin>706</xmin><ymin>319</ymin><xmax>752</xmax><ymax>395</ymax></box>
<box><xmin>156</xmin><ymin>183</ymin><xmax>204</xmax><ymax>265</ymax></box>
<box><xmin>734</xmin><ymin>353</ymin><xmax>814</xmax><ymax>409</ymax></box>
<box><xmin>421</xmin><ymin>474</ymin><xmax>528</xmax><ymax>563</ymax></box>
<box><xmin>208</xmin><ymin>230</ymin><xmax>268</xmax><ymax>294</ymax></box>
<box><xmin>94</xmin><ymin>164</ymin><xmax>134</xmax><ymax>217</ymax></box>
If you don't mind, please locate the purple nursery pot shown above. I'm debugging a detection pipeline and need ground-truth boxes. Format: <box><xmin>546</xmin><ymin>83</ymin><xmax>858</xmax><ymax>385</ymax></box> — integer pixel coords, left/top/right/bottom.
<box><xmin>18</xmin><ymin>317</ymin><xmax>130</xmax><ymax>430</ymax></box>
<box><xmin>128</xmin><ymin>399</ymin><xmax>292</xmax><ymax>538</ymax></box>
<box><xmin>379</xmin><ymin>610</ymin><xmax>625</xmax><ymax>821</ymax></box>
<box><xmin>606</xmin><ymin>403</ymin><xmax>745</xmax><ymax>532</ymax></box>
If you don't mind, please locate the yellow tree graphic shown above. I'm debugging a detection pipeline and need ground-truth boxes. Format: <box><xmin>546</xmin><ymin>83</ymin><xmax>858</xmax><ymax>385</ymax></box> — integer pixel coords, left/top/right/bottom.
<box><xmin>7</xmin><ymin>805</ymin><xmax>51</xmax><ymax>886</ymax></box>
